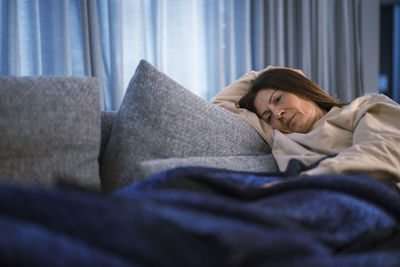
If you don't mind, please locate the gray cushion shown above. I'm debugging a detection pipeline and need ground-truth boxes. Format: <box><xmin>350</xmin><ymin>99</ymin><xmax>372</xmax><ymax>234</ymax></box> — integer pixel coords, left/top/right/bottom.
<box><xmin>0</xmin><ymin>76</ymin><xmax>101</xmax><ymax>190</ymax></box>
<box><xmin>137</xmin><ymin>155</ymin><xmax>278</xmax><ymax>179</ymax></box>
<box><xmin>100</xmin><ymin>60</ymin><xmax>274</xmax><ymax>192</ymax></box>
<box><xmin>99</xmin><ymin>110</ymin><xmax>117</xmax><ymax>163</ymax></box>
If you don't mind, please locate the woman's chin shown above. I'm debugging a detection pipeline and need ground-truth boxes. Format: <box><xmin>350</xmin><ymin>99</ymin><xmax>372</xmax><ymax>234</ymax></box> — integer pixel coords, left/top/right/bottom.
<box><xmin>289</xmin><ymin>124</ymin><xmax>310</xmax><ymax>134</ymax></box>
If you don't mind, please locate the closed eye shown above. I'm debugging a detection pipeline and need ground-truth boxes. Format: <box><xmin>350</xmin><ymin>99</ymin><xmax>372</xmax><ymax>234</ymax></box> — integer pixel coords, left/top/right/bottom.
<box><xmin>267</xmin><ymin>113</ymin><xmax>272</xmax><ymax>123</ymax></box>
<box><xmin>262</xmin><ymin>112</ymin><xmax>272</xmax><ymax>124</ymax></box>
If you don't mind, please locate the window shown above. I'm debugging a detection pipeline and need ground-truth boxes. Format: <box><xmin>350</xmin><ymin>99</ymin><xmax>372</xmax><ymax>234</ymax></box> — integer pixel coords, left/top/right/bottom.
<box><xmin>380</xmin><ymin>0</ymin><xmax>400</xmax><ymax>102</ymax></box>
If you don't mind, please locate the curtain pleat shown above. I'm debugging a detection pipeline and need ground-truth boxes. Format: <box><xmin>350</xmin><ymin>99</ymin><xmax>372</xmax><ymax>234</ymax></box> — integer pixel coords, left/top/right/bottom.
<box><xmin>19</xmin><ymin>0</ymin><xmax>42</xmax><ymax>75</ymax></box>
<box><xmin>1</xmin><ymin>0</ymin><xmax>20</xmax><ymax>75</ymax></box>
<box><xmin>80</xmin><ymin>0</ymin><xmax>105</xmax><ymax>109</ymax></box>
<box><xmin>250</xmin><ymin>0</ymin><xmax>265</xmax><ymax>71</ymax></box>
<box><xmin>38</xmin><ymin>0</ymin><xmax>71</xmax><ymax>75</ymax></box>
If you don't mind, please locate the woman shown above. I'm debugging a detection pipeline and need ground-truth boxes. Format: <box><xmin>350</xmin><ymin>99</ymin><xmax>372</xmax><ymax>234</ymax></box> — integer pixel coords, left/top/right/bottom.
<box><xmin>212</xmin><ymin>67</ymin><xmax>400</xmax><ymax>188</ymax></box>
<box><xmin>238</xmin><ymin>68</ymin><xmax>346</xmax><ymax>134</ymax></box>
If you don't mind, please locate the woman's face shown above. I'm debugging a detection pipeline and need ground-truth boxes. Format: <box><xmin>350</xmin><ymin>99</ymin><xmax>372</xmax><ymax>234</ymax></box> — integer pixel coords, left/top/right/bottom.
<box><xmin>253</xmin><ymin>89</ymin><xmax>325</xmax><ymax>133</ymax></box>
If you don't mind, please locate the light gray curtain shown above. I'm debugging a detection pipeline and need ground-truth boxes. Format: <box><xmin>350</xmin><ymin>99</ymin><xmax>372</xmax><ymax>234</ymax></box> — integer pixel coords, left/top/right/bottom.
<box><xmin>93</xmin><ymin>0</ymin><xmax>365</xmax><ymax>105</ymax></box>
<box><xmin>184</xmin><ymin>0</ymin><xmax>364</xmax><ymax>102</ymax></box>
<box><xmin>1</xmin><ymin>0</ymin><xmax>365</xmax><ymax>110</ymax></box>
<box><xmin>256</xmin><ymin>0</ymin><xmax>363</xmax><ymax>102</ymax></box>
<box><xmin>0</xmin><ymin>0</ymin><xmax>78</xmax><ymax>76</ymax></box>
<box><xmin>0</xmin><ymin>0</ymin><xmax>106</xmax><ymax>107</ymax></box>
<box><xmin>80</xmin><ymin>0</ymin><xmax>105</xmax><ymax>109</ymax></box>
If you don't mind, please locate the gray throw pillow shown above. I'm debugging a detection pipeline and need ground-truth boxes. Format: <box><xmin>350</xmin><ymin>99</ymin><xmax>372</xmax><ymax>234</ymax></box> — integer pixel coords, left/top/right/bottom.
<box><xmin>0</xmin><ymin>76</ymin><xmax>101</xmax><ymax>190</ymax></box>
<box><xmin>99</xmin><ymin>110</ymin><xmax>117</xmax><ymax>164</ymax></box>
<box><xmin>100</xmin><ymin>60</ymin><xmax>273</xmax><ymax>192</ymax></box>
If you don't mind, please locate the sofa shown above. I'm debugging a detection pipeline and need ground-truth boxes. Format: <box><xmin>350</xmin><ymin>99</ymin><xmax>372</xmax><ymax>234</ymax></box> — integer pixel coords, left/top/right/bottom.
<box><xmin>0</xmin><ymin>60</ymin><xmax>278</xmax><ymax>193</ymax></box>
<box><xmin>0</xmin><ymin>60</ymin><xmax>399</xmax><ymax>266</ymax></box>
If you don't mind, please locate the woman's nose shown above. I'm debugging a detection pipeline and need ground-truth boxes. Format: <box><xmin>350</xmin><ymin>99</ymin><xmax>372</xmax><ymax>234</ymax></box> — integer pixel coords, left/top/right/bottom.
<box><xmin>273</xmin><ymin>108</ymin><xmax>285</xmax><ymax>119</ymax></box>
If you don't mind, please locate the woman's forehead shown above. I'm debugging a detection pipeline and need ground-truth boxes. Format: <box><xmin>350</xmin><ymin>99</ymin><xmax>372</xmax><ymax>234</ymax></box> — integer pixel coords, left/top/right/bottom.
<box><xmin>255</xmin><ymin>89</ymin><xmax>276</xmax><ymax>104</ymax></box>
<box><xmin>254</xmin><ymin>89</ymin><xmax>276</xmax><ymax>112</ymax></box>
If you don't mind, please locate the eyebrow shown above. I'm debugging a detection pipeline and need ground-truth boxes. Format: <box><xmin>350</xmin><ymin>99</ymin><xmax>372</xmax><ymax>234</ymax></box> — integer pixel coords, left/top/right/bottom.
<box><xmin>260</xmin><ymin>90</ymin><xmax>276</xmax><ymax>118</ymax></box>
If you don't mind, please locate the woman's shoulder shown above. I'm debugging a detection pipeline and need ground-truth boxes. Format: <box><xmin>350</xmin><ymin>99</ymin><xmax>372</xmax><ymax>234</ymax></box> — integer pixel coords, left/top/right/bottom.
<box><xmin>341</xmin><ymin>94</ymin><xmax>398</xmax><ymax>115</ymax></box>
<box><xmin>350</xmin><ymin>94</ymin><xmax>398</xmax><ymax>107</ymax></box>
<box><xmin>339</xmin><ymin>94</ymin><xmax>399</xmax><ymax>125</ymax></box>
<box><xmin>323</xmin><ymin>94</ymin><xmax>399</xmax><ymax>129</ymax></box>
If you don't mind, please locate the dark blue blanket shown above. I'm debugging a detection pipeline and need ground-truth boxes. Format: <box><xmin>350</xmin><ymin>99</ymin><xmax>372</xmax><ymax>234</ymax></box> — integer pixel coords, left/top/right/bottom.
<box><xmin>0</xmin><ymin>167</ymin><xmax>399</xmax><ymax>266</ymax></box>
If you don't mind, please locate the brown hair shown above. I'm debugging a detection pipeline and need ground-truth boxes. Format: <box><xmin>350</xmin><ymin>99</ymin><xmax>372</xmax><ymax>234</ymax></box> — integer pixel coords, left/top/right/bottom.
<box><xmin>239</xmin><ymin>68</ymin><xmax>346</xmax><ymax>116</ymax></box>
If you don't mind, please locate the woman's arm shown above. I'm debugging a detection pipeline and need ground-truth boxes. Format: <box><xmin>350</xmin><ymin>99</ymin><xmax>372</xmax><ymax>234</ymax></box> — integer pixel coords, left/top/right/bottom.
<box><xmin>211</xmin><ymin>67</ymin><xmax>274</xmax><ymax>146</ymax></box>
<box><xmin>211</xmin><ymin>66</ymin><xmax>305</xmax><ymax>112</ymax></box>
<box><xmin>211</xmin><ymin>66</ymin><xmax>305</xmax><ymax>147</ymax></box>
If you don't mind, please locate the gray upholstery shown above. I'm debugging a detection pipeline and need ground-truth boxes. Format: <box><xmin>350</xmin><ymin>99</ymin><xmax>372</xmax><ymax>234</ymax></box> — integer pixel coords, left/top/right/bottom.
<box><xmin>99</xmin><ymin>112</ymin><xmax>276</xmax><ymax>180</ymax></box>
<box><xmin>99</xmin><ymin>112</ymin><xmax>277</xmax><ymax>178</ymax></box>
<box><xmin>100</xmin><ymin>60</ymin><xmax>275</xmax><ymax>192</ymax></box>
<box><xmin>100</xmin><ymin>110</ymin><xmax>117</xmax><ymax>163</ymax></box>
<box><xmin>0</xmin><ymin>65</ymin><xmax>278</xmax><ymax>193</ymax></box>
<box><xmin>0</xmin><ymin>76</ymin><xmax>101</xmax><ymax>190</ymax></box>
<box><xmin>137</xmin><ymin>155</ymin><xmax>278</xmax><ymax>179</ymax></box>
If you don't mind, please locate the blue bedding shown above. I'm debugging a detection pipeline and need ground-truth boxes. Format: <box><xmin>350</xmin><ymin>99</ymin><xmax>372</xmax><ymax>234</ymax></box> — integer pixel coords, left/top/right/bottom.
<box><xmin>0</xmin><ymin>166</ymin><xmax>399</xmax><ymax>266</ymax></box>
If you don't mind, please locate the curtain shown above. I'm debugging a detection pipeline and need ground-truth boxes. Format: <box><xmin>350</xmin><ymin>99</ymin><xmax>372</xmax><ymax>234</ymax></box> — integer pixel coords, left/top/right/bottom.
<box><xmin>0</xmin><ymin>0</ymin><xmax>82</xmax><ymax>76</ymax></box>
<box><xmin>1</xmin><ymin>0</ymin><xmax>365</xmax><ymax>110</ymax></box>
<box><xmin>258</xmin><ymin>0</ymin><xmax>364</xmax><ymax>101</ymax></box>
